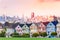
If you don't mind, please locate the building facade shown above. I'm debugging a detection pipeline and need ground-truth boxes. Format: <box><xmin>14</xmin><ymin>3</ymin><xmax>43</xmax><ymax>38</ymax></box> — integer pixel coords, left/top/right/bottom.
<box><xmin>46</xmin><ymin>22</ymin><xmax>56</xmax><ymax>37</ymax></box>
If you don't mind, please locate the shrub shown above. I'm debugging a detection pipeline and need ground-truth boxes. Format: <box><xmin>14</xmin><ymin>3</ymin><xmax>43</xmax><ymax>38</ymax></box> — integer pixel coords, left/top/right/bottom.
<box><xmin>32</xmin><ymin>33</ymin><xmax>39</xmax><ymax>37</ymax></box>
<box><xmin>21</xmin><ymin>33</ymin><xmax>30</xmax><ymax>37</ymax></box>
<box><xmin>41</xmin><ymin>32</ymin><xmax>47</xmax><ymax>37</ymax></box>
<box><xmin>0</xmin><ymin>31</ymin><xmax>6</xmax><ymax>37</ymax></box>
<box><xmin>11</xmin><ymin>32</ymin><xmax>20</xmax><ymax>37</ymax></box>
<box><xmin>51</xmin><ymin>32</ymin><xmax>57</xmax><ymax>36</ymax></box>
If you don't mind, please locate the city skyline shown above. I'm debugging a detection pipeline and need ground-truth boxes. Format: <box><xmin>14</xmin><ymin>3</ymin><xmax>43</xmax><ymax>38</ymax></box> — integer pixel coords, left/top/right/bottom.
<box><xmin>0</xmin><ymin>0</ymin><xmax>60</xmax><ymax>17</ymax></box>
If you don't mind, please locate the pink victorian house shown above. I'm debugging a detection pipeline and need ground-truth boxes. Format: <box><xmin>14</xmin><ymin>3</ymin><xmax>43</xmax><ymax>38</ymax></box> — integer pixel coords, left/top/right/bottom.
<box><xmin>38</xmin><ymin>22</ymin><xmax>49</xmax><ymax>33</ymax></box>
<box><xmin>15</xmin><ymin>25</ymin><xmax>23</xmax><ymax>34</ymax></box>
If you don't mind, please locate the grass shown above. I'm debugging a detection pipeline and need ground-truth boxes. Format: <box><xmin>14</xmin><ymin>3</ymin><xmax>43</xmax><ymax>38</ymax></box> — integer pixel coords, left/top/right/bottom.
<box><xmin>0</xmin><ymin>38</ymin><xmax>60</xmax><ymax>40</ymax></box>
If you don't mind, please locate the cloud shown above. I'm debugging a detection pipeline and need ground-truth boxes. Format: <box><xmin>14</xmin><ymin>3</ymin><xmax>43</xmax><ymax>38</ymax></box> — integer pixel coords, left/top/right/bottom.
<box><xmin>38</xmin><ymin>0</ymin><xmax>60</xmax><ymax>2</ymax></box>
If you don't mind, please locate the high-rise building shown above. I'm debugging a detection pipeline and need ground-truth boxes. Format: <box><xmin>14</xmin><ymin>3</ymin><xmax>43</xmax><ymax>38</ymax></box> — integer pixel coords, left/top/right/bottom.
<box><xmin>31</xmin><ymin>12</ymin><xmax>34</xmax><ymax>18</ymax></box>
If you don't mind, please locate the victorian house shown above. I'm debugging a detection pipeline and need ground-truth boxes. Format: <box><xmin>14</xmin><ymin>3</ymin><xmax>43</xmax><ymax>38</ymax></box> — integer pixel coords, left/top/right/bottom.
<box><xmin>30</xmin><ymin>23</ymin><xmax>38</xmax><ymax>34</ymax></box>
<box><xmin>22</xmin><ymin>24</ymin><xmax>29</xmax><ymax>34</ymax></box>
<box><xmin>56</xmin><ymin>23</ymin><xmax>60</xmax><ymax>37</ymax></box>
<box><xmin>46</xmin><ymin>22</ymin><xmax>56</xmax><ymax>37</ymax></box>
<box><xmin>37</xmin><ymin>22</ymin><xmax>46</xmax><ymax>33</ymax></box>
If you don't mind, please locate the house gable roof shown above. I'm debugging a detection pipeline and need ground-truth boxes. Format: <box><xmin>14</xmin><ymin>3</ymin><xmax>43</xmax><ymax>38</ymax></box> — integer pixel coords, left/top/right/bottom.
<box><xmin>19</xmin><ymin>24</ymin><xmax>24</xmax><ymax>27</ymax></box>
<box><xmin>26</xmin><ymin>23</ymin><xmax>32</xmax><ymax>27</ymax></box>
<box><xmin>22</xmin><ymin>24</ymin><xmax>29</xmax><ymax>29</ymax></box>
<box><xmin>12</xmin><ymin>23</ymin><xmax>24</xmax><ymax>28</ymax></box>
<box><xmin>12</xmin><ymin>23</ymin><xmax>19</xmax><ymax>28</ymax></box>
<box><xmin>47</xmin><ymin>22</ymin><xmax>55</xmax><ymax>27</ymax></box>
<box><xmin>30</xmin><ymin>23</ymin><xmax>37</xmax><ymax>27</ymax></box>
<box><xmin>3</xmin><ymin>23</ymin><xmax>13</xmax><ymax>28</ymax></box>
<box><xmin>52</xmin><ymin>20</ymin><xmax>58</xmax><ymax>26</ymax></box>
<box><xmin>38</xmin><ymin>22</ymin><xmax>45</xmax><ymax>27</ymax></box>
<box><xmin>15</xmin><ymin>25</ymin><xmax>22</xmax><ymax>31</ymax></box>
<box><xmin>42</xmin><ymin>22</ymin><xmax>49</xmax><ymax>26</ymax></box>
<box><xmin>12</xmin><ymin>23</ymin><xmax>32</xmax><ymax>28</ymax></box>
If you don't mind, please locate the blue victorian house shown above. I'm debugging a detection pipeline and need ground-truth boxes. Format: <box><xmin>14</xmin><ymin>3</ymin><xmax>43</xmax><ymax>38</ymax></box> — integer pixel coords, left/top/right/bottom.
<box><xmin>46</xmin><ymin>20</ymin><xmax>58</xmax><ymax>38</ymax></box>
<box><xmin>52</xmin><ymin>20</ymin><xmax>58</xmax><ymax>32</ymax></box>
<box><xmin>46</xmin><ymin>22</ymin><xmax>56</xmax><ymax>38</ymax></box>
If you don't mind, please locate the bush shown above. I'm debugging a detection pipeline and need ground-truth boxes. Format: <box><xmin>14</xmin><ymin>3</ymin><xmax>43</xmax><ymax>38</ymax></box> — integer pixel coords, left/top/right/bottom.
<box><xmin>32</xmin><ymin>33</ymin><xmax>39</xmax><ymax>37</ymax></box>
<box><xmin>51</xmin><ymin>32</ymin><xmax>57</xmax><ymax>36</ymax></box>
<box><xmin>41</xmin><ymin>32</ymin><xmax>47</xmax><ymax>37</ymax></box>
<box><xmin>0</xmin><ymin>31</ymin><xmax>6</xmax><ymax>37</ymax></box>
<box><xmin>21</xmin><ymin>33</ymin><xmax>30</xmax><ymax>37</ymax></box>
<box><xmin>11</xmin><ymin>32</ymin><xmax>20</xmax><ymax>37</ymax></box>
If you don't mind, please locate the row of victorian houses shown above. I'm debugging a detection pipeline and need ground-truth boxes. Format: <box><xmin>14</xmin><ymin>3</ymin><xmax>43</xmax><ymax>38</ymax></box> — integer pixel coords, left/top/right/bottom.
<box><xmin>0</xmin><ymin>19</ymin><xmax>60</xmax><ymax>38</ymax></box>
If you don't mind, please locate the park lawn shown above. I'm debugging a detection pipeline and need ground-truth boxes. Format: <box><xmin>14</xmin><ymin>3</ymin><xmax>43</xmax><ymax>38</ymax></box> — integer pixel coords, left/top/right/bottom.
<box><xmin>0</xmin><ymin>38</ymin><xmax>60</xmax><ymax>40</ymax></box>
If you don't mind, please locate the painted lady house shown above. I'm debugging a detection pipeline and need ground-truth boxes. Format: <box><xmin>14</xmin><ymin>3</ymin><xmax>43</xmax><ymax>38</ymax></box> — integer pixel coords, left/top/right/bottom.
<box><xmin>37</xmin><ymin>22</ymin><xmax>49</xmax><ymax>33</ymax></box>
<box><xmin>13</xmin><ymin>23</ymin><xmax>32</xmax><ymax>34</ymax></box>
<box><xmin>22</xmin><ymin>24</ymin><xmax>29</xmax><ymax>34</ymax></box>
<box><xmin>22</xmin><ymin>24</ymin><xmax>31</xmax><ymax>34</ymax></box>
<box><xmin>30</xmin><ymin>23</ymin><xmax>38</xmax><ymax>34</ymax></box>
<box><xmin>56</xmin><ymin>22</ymin><xmax>60</xmax><ymax>37</ymax></box>
<box><xmin>46</xmin><ymin>20</ymin><xmax>58</xmax><ymax>38</ymax></box>
<box><xmin>52</xmin><ymin>20</ymin><xmax>58</xmax><ymax>31</ymax></box>
<box><xmin>4</xmin><ymin>22</ymin><xmax>14</xmax><ymax>37</ymax></box>
<box><xmin>46</xmin><ymin>22</ymin><xmax>56</xmax><ymax>38</ymax></box>
<box><xmin>14</xmin><ymin>23</ymin><xmax>24</xmax><ymax>35</ymax></box>
<box><xmin>37</xmin><ymin>22</ymin><xmax>46</xmax><ymax>33</ymax></box>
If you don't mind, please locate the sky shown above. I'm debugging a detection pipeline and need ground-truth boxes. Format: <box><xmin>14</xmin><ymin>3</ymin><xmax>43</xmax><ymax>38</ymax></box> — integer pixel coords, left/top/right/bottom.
<box><xmin>0</xmin><ymin>0</ymin><xmax>60</xmax><ymax>17</ymax></box>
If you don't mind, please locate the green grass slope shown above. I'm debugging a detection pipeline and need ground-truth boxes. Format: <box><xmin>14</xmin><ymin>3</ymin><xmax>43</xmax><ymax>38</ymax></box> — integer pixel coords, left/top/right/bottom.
<box><xmin>0</xmin><ymin>38</ymin><xmax>60</xmax><ymax>40</ymax></box>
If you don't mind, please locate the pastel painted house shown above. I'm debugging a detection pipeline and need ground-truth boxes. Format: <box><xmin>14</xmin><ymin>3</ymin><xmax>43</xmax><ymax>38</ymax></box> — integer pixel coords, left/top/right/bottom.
<box><xmin>15</xmin><ymin>25</ymin><xmax>22</xmax><ymax>34</ymax></box>
<box><xmin>46</xmin><ymin>22</ymin><xmax>56</xmax><ymax>37</ymax></box>
<box><xmin>30</xmin><ymin>23</ymin><xmax>38</xmax><ymax>34</ymax></box>
<box><xmin>22</xmin><ymin>24</ymin><xmax>29</xmax><ymax>34</ymax></box>
<box><xmin>37</xmin><ymin>22</ymin><xmax>46</xmax><ymax>33</ymax></box>
<box><xmin>14</xmin><ymin>24</ymin><xmax>24</xmax><ymax>34</ymax></box>
<box><xmin>56</xmin><ymin>23</ymin><xmax>60</xmax><ymax>37</ymax></box>
<box><xmin>52</xmin><ymin>20</ymin><xmax>58</xmax><ymax>31</ymax></box>
<box><xmin>37</xmin><ymin>22</ymin><xmax>49</xmax><ymax>33</ymax></box>
<box><xmin>4</xmin><ymin>23</ymin><xmax>14</xmax><ymax>37</ymax></box>
<box><xmin>4</xmin><ymin>23</ymin><xmax>14</xmax><ymax>34</ymax></box>
<box><xmin>46</xmin><ymin>20</ymin><xmax>58</xmax><ymax>37</ymax></box>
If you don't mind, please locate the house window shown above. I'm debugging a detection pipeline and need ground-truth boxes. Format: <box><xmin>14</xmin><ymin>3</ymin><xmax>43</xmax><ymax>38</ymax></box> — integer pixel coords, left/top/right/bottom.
<box><xmin>25</xmin><ymin>26</ymin><xmax>26</xmax><ymax>27</ymax></box>
<box><xmin>43</xmin><ymin>27</ymin><xmax>45</xmax><ymax>30</ymax></box>
<box><xmin>18</xmin><ymin>27</ymin><xmax>19</xmax><ymax>28</ymax></box>
<box><xmin>38</xmin><ymin>27</ymin><xmax>41</xmax><ymax>29</ymax></box>
<box><xmin>50</xmin><ymin>24</ymin><xmax>52</xmax><ymax>26</ymax></box>
<box><xmin>48</xmin><ymin>31</ymin><xmax>50</xmax><ymax>35</ymax></box>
